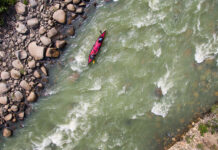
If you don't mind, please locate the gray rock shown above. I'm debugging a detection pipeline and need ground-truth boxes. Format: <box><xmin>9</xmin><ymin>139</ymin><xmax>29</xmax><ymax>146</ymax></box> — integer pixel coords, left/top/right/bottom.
<box><xmin>33</xmin><ymin>70</ymin><xmax>41</xmax><ymax>78</ymax></box>
<box><xmin>27</xmin><ymin>91</ymin><xmax>37</xmax><ymax>102</ymax></box>
<box><xmin>56</xmin><ymin>40</ymin><xmax>67</xmax><ymax>49</ymax></box>
<box><xmin>14</xmin><ymin>91</ymin><xmax>23</xmax><ymax>101</ymax></box>
<box><xmin>0</xmin><ymin>83</ymin><xmax>9</xmax><ymax>94</ymax></box>
<box><xmin>28</xmin><ymin>60</ymin><xmax>36</xmax><ymax>68</ymax></box>
<box><xmin>12</xmin><ymin>59</ymin><xmax>23</xmax><ymax>70</ymax></box>
<box><xmin>53</xmin><ymin>9</ymin><xmax>66</xmax><ymax>24</ymax></box>
<box><xmin>4</xmin><ymin>114</ymin><xmax>12</xmax><ymax>121</ymax></box>
<box><xmin>40</xmin><ymin>36</ymin><xmax>51</xmax><ymax>46</ymax></box>
<box><xmin>20</xmin><ymin>80</ymin><xmax>31</xmax><ymax>91</ymax></box>
<box><xmin>67</xmin><ymin>4</ymin><xmax>75</xmax><ymax>12</ymax></box>
<box><xmin>29</xmin><ymin>0</ymin><xmax>37</xmax><ymax>7</ymax></box>
<box><xmin>27</xmin><ymin>18</ymin><xmax>39</xmax><ymax>28</ymax></box>
<box><xmin>15</xmin><ymin>22</ymin><xmax>28</xmax><ymax>34</ymax></box>
<box><xmin>15</xmin><ymin>2</ymin><xmax>26</xmax><ymax>15</ymax></box>
<box><xmin>3</xmin><ymin>128</ymin><xmax>12</xmax><ymax>137</ymax></box>
<box><xmin>39</xmin><ymin>26</ymin><xmax>46</xmax><ymax>35</ymax></box>
<box><xmin>73</xmin><ymin>0</ymin><xmax>80</xmax><ymax>4</ymax></box>
<box><xmin>0</xmin><ymin>96</ymin><xmax>8</xmax><ymax>105</ymax></box>
<box><xmin>28</xmin><ymin>42</ymin><xmax>45</xmax><ymax>60</ymax></box>
<box><xmin>10</xmin><ymin>69</ymin><xmax>21</xmax><ymax>79</ymax></box>
<box><xmin>47</xmin><ymin>27</ymin><xmax>58</xmax><ymax>38</ymax></box>
<box><xmin>11</xmin><ymin>105</ymin><xmax>18</xmax><ymax>112</ymax></box>
<box><xmin>1</xmin><ymin>71</ymin><xmax>10</xmax><ymax>80</ymax></box>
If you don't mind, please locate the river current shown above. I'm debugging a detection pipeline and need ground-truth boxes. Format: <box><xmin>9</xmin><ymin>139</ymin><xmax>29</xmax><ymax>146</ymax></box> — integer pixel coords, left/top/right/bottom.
<box><xmin>1</xmin><ymin>0</ymin><xmax>218</xmax><ymax>149</ymax></box>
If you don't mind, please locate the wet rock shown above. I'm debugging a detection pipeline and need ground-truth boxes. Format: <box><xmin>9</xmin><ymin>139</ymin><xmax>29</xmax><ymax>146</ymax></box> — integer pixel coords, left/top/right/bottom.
<box><xmin>40</xmin><ymin>36</ymin><xmax>51</xmax><ymax>46</ymax></box>
<box><xmin>18</xmin><ymin>112</ymin><xmax>24</xmax><ymax>120</ymax></box>
<box><xmin>71</xmin><ymin>13</ymin><xmax>77</xmax><ymax>19</ymax></box>
<box><xmin>27</xmin><ymin>18</ymin><xmax>39</xmax><ymax>28</ymax></box>
<box><xmin>40</xmin><ymin>66</ymin><xmax>47</xmax><ymax>76</ymax></box>
<box><xmin>3</xmin><ymin>128</ymin><xmax>12</xmax><ymax>137</ymax></box>
<box><xmin>39</xmin><ymin>26</ymin><xmax>46</xmax><ymax>35</ymax></box>
<box><xmin>20</xmin><ymin>80</ymin><xmax>31</xmax><ymax>91</ymax></box>
<box><xmin>27</xmin><ymin>91</ymin><xmax>37</xmax><ymax>102</ymax></box>
<box><xmin>33</xmin><ymin>70</ymin><xmax>41</xmax><ymax>78</ymax></box>
<box><xmin>67</xmin><ymin>28</ymin><xmax>75</xmax><ymax>36</ymax></box>
<box><xmin>47</xmin><ymin>27</ymin><xmax>58</xmax><ymax>38</ymax></box>
<box><xmin>76</xmin><ymin>7</ymin><xmax>83</xmax><ymax>14</ymax></box>
<box><xmin>56</xmin><ymin>40</ymin><xmax>67</xmax><ymax>49</ymax></box>
<box><xmin>155</xmin><ymin>87</ymin><xmax>163</xmax><ymax>98</ymax></box>
<box><xmin>29</xmin><ymin>0</ymin><xmax>37</xmax><ymax>7</ymax></box>
<box><xmin>46</xmin><ymin>48</ymin><xmax>60</xmax><ymax>58</ymax></box>
<box><xmin>11</xmin><ymin>105</ymin><xmax>18</xmax><ymax>112</ymax></box>
<box><xmin>0</xmin><ymin>96</ymin><xmax>8</xmax><ymax>105</ymax></box>
<box><xmin>14</xmin><ymin>91</ymin><xmax>23</xmax><ymax>101</ymax></box>
<box><xmin>73</xmin><ymin>0</ymin><xmax>81</xmax><ymax>4</ymax></box>
<box><xmin>0</xmin><ymin>82</ymin><xmax>9</xmax><ymax>94</ymax></box>
<box><xmin>15</xmin><ymin>22</ymin><xmax>28</xmax><ymax>34</ymax></box>
<box><xmin>1</xmin><ymin>71</ymin><xmax>10</xmax><ymax>80</ymax></box>
<box><xmin>67</xmin><ymin>4</ymin><xmax>76</xmax><ymax>12</ymax></box>
<box><xmin>15</xmin><ymin>2</ymin><xmax>26</xmax><ymax>15</ymax></box>
<box><xmin>10</xmin><ymin>69</ymin><xmax>21</xmax><ymax>79</ymax></box>
<box><xmin>28</xmin><ymin>42</ymin><xmax>45</xmax><ymax>60</ymax></box>
<box><xmin>28</xmin><ymin>60</ymin><xmax>36</xmax><ymax>69</ymax></box>
<box><xmin>4</xmin><ymin>114</ymin><xmax>12</xmax><ymax>121</ymax></box>
<box><xmin>53</xmin><ymin>9</ymin><xmax>66</xmax><ymax>24</ymax></box>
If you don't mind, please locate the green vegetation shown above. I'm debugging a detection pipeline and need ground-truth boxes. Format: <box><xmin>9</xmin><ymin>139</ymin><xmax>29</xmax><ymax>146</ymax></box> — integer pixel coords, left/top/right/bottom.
<box><xmin>0</xmin><ymin>0</ymin><xmax>16</xmax><ymax>14</ymax></box>
<box><xmin>211</xmin><ymin>104</ymin><xmax>218</xmax><ymax>114</ymax></box>
<box><xmin>23</xmin><ymin>0</ymin><xmax>28</xmax><ymax>5</ymax></box>
<box><xmin>196</xmin><ymin>143</ymin><xmax>204</xmax><ymax>150</ymax></box>
<box><xmin>198</xmin><ymin>123</ymin><xmax>208</xmax><ymax>136</ymax></box>
<box><xmin>185</xmin><ymin>135</ymin><xmax>195</xmax><ymax>144</ymax></box>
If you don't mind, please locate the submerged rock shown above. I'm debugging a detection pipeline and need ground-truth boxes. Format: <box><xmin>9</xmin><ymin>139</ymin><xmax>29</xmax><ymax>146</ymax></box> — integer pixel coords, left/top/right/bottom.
<box><xmin>3</xmin><ymin>128</ymin><xmax>12</xmax><ymax>137</ymax></box>
<box><xmin>155</xmin><ymin>87</ymin><xmax>163</xmax><ymax>98</ymax></box>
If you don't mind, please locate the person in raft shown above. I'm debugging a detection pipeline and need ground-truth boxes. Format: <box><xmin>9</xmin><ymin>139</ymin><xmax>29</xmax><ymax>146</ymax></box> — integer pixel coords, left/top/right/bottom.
<box><xmin>90</xmin><ymin>37</ymin><xmax>104</xmax><ymax>60</ymax></box>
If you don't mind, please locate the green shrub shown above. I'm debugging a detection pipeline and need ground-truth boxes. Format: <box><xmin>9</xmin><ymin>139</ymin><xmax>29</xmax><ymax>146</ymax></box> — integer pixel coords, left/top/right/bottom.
<box><xmin>198</xmin><ymin>123</ymin><xmax>208</xmax><ymax>136</ymax></box>
<box><xmin>0</xmin><ymin>0</ymin><xmax>17</xmax><ymax>13</ymax></box>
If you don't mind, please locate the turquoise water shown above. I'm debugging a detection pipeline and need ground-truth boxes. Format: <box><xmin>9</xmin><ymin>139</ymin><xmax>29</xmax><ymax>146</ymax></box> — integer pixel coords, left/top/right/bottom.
<box><xmin>1</xmin><ymin>0</ymin><xmax>218</xmax><ymax>149</ymax></box>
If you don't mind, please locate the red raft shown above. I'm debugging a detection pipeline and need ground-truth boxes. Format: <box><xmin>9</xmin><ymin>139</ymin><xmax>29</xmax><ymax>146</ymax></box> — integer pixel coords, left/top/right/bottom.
<box><xmin>88</xmin><ymin>31</ymin><xmax>106</xmax><ymax>64</ymax></box>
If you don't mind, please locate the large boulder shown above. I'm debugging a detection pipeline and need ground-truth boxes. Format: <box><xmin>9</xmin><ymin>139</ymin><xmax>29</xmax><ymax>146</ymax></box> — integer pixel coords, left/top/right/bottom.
<box><xmin>76</xmin><ymin>7</ymin><xmax>83</xmax><ymax>14</ymax></box>
<box><xmin>11</xmin><ymin>105</ymin><xmax>18</xmax><ymax>112</ymax></box>
<box><xmin>4</xmin><ymin>114</ymin><xmax>12</xmax><ymax>121</ymax></box>
<box><xmin>14</xmin><ymin>91</ymin><xmax>23</xmax><ymax>101</ymax></box>
<box><xmin>20</xmin><ymin>80</ymin><xmax>31</xmax><ymax>91</ymax></box>
<box><xmin>15</xmin><ymin>22</ymin><xmax>28</xmax><ymax>34</ymax></box>
<box><xmin>56</xmin><ymin>40</ymin><xmax>67</xmax><ymax>49</ymax></box>
<box><xmin>15</xmin><ymin>50</ymin><xmax>27</xmax><ymax>60</ymax></box>
<box><xmin>15</xmin><ymin>2</ymin><xmax>26</xmax><ymax>15</ymax></box>
<box><xmin>27</xmin><ymin>91</ymin><xmax>37</xmax><ymax>102</ymax></box>
<box><xmin>0</xmin><ymin>82</ymin><xmax>9</xmax><ymax>94</ymax></box>
<box><xmin>53</xmin><ymin>9</ymin><xmax>66</xmax><ymax>24</ymax></box>
<box><xmin>67</xmin><ymin>4</ymin><xmax>76</xmax><ymax>12</ymax></box>
<box><xmin>28</xmin><ymin>42</ymin><xmax>45</xmax><ymax>60</ymax></box>
<box><xmin>28</xmin><ymin>60</ymin><xmax>36</xmax><ymax>69</ymax></box>
<box><xmin>46</xmin><ymin>48</ymin><xmax>60</xmax><ymax>58</ymax></box>
<box><xmin>47</xmin><ymin>28</ymin><xmax>58</xmax><ymax>38</ymax></box>
<box><xmin>3</xmin><ymin>128</ymin><xmax>12</xmax><ymax>137</ymax></box>
<box><xmin>10</xmin><ymin>69</ymin><xmax>21</xmax><ymax>79</ymax></box>
<box><xmin>0</xmin><ymin>96</ymin><xmax>8</xmax><ymax>105</ymax></box>
<box><xmin>40</xmin><ymin>36</ymin><xmax>51</xmax><ymax>46</ymax></box>
<box><xmin>1</xmin><ymin>71</ymin><xmax>10</xmax><ymax>80</ymax></box>
<box><xmin>27</xmin><ymin>18</ymin><xmax>39</xmax><ymax>28</ymax></box>
<box><xmin>12</xmin><ymin>60</ymin><xmax>23</xmax><ymax>70</ymax></box>
<box><xmin>73</xmin><ymin>0</ymin><xmax>81</xmax><ymax>4</ymax></box>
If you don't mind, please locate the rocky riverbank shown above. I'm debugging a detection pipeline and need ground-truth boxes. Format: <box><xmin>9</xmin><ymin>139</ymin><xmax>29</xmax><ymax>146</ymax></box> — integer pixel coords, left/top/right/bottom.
<box><xmin>0</xmin><ymin>0</ymin><xmax>96</xmax><ymax>137</ymax></box>
<box><xmin>168</xmin><ymin>104</ymin><xmax>218</xmax><ymax>150</ymax></box>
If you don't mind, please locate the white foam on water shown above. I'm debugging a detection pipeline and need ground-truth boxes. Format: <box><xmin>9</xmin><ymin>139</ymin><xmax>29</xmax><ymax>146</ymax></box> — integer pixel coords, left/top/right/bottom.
<box><xmin>160</xmin><ymin>23</ymin><xmax>188</xmax><ymax>35</ymax></box>
<box><xmin>33</xmin><ymin>102</ymin><xmax>92</xmax><ymax>150</ymax></box>
<box><xmin>151</xmin><ymin>101</ymin><xmax>172</xmax><ymax>118</ymax></box>
<box><xmin>133</xmin><ymin>12</ymin><xmax>166</xmax><ymax>28</ymax></box>
<box><xmin>195</xmin><ymin>0</ymin><xmax>205</xmax><ymax>13</ymax></box>
<box><xmin>88</xmin><ymin>79</ymin><xmax>102</xmax><ymax>91</ymax></box>
<box><xmin>153</xmin><ymin>48</ymin><xmax>162</xmax><ymax>57</ymax></box>
<box><xmin>155</xmin><ymin>66</ymin><xmax>174</xmax><ymax>95</ymax></box>
<box><xmin>194</xmin><ymin>34</ymin><xmax>218</xmax><ymax>63</ymax></box>
<box><xmin>131</xmin><ymin>112</ymin><xmax>145</xmax><ymax>119</ymax></box>
<box><xmin>118</xmin><ymin>86</ymin><xmax>126</xmax><ymax>95</ymax></box>
<box><xmin>148</xmin><ymin>0</ymin><xmax>160</xmax><ymax>11</ymax></box>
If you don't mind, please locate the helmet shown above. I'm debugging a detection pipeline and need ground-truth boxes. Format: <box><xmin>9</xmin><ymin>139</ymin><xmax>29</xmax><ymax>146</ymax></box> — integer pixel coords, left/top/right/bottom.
<box><xmin>90</xmin><ymin>55</ymin><xmax>95</xmax><ymax>59</ymax></box>
<box><xmin>98</xmin><ymin>37</ymin><xmax>103</xmax><ymax>42</ymax></box>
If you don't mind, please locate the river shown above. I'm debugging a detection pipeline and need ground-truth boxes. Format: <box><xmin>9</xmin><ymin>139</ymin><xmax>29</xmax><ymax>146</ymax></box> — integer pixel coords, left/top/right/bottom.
<box><xmin>1</xmin><ymin>0</ymin><xmax>218</xmax><ymax>149</ymax></box>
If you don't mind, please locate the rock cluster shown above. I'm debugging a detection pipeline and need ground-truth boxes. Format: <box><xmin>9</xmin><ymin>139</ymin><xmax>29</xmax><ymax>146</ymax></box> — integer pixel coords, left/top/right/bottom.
<box><xmin>0</xmin><ymin>0</ymin><xmax>90</xmax><ymax>137</ymax></box>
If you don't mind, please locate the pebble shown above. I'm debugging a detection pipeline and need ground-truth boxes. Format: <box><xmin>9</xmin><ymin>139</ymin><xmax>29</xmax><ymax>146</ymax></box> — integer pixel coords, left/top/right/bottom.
<box><xmin>39</xmin><ymin>26</ymin><xmax>46</xmax><ymax>35</ymax></box>
<box><xmin>40</xmin><ymin>36</ymin><xmax>51</xmax><ymax>46</ymax></box>
<box><xmin>10</xmin><ymin>69</ymin><xmax>21</xmax><ymax>79</ymax></box>
<box><xmin>1</xmin><ymin>71</ymin><xmax>10</xmax><ymax>80</ymax></box>
<box><xmin>14</xmin><ymin>91</ymin><xmax>23</xmax><ymax>101</ymax></box>
<box><xmin>47</xmin><ymin>27</ymin><xmax>58</xmax><ymax>38</ymax></box>
<box><xmin>0</xmin><ymin>96</ymin><xmax>8</xmax><ymax>105</ymax></box>
<box><xmin>40</xmin><ymin>66</ymin><xmax>47</xmax><ymax>76</ymax></box>
<box><xmin>12</xmin><ymin>59</ymin><xmax>23</xmax><ymax>70</ymax></box>
<box><xmin>0</xmin><ymin>82</ymin><xmax>9</xmax><ymax>94</ymax></box>
<box><xmin>15</xmin><ymin>22</ymin><xmax>28</xmax><ymax>34</ymax></box>
<box><xmin>27</xmin><ymin>18</ymin><xmax>39</xmax><ymax>28</ymax></box>
<box><xmin>20</xmin><ymin>80</ymin><xmax>31</xmax><ymax>91</ymax></box>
